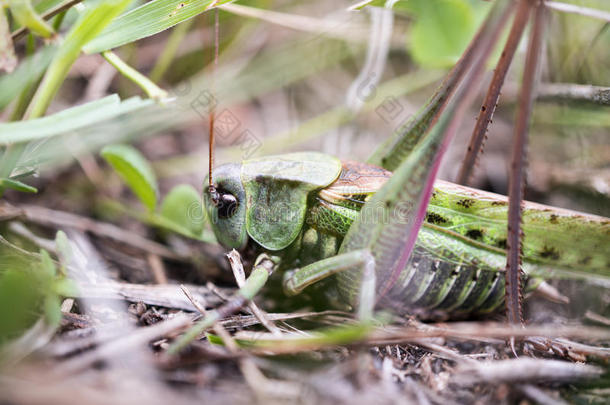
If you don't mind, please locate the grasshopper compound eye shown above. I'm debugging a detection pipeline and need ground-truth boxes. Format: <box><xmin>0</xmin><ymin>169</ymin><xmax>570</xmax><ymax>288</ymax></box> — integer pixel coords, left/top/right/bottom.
<box><xmin>217</xmin><ymin>192</ymin><xmax>238</xmax><ymax>219</ymax></box>
<box><xmin>204</xmin><ymin>163</ymin><xmax>248</xmax><ymax>250</ymax></box>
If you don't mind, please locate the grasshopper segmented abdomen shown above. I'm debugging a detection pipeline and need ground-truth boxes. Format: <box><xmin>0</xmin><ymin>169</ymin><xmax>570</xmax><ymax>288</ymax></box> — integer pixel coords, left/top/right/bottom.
<box><xmin>379</xmin><ymin>251</ymin><xmax>506</xmax><ymax>318</ymax></box>
<box><xmin>409</xmin><ymin>260</ymin><xmax>456</xmax><ymax>309</ymax></box>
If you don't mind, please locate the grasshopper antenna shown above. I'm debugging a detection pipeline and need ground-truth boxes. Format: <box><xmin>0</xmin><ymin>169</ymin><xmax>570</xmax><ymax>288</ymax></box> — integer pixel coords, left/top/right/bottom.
<box><xmin>208</xmin><ymin>7</ymin><xmax>220</xmax><ymax>205</ymax></box>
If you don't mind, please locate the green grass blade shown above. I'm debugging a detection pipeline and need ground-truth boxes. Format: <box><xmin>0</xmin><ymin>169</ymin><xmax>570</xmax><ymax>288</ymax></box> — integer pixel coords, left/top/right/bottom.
<box><xmin>25</xmin><ymin>0</ymin><xmax>131</xmax><ymax>119</ymax></box>
<box><xmin>0</xmin><ymin>95</ymin><xmax>154</xmax><ymax>144</ymax></box>
<box><xmin>0</xmin><ymin>178</ymin><xmax>37</xmax><ymax>193</ymax></box>
<box><xmin>7</xmin><ymin>0</ymin><xmax>55</xmax><ymax>38</ymax></box>
<box><xmin>83</xmin><ymin>0</ymin><xmax>234</xmax><ymax>54</ymax></box>
<box><xmin>0</xmin><ymin>45</ymin><xmax>56</xmax><ymax>110</ymax></box>
<box><xmin>102</xmin><ymin>51</ymin><xmax>168</xmax><ymax>100</ymax></box>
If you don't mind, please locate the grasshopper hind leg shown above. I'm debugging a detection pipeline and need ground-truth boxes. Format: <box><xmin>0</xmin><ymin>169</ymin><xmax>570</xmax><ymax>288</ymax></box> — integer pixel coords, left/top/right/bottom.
<box><xmin>283</xmin><ymin>249</ymin><xmax>377</xmax><ymax>321</ymax></box>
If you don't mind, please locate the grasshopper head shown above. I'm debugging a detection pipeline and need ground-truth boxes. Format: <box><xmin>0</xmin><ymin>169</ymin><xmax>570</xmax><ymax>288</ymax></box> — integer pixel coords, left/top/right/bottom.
<box><xmin>204</xmin><ymin>163</ymin><xmax>248</xmax><ymax>250</ymax></box>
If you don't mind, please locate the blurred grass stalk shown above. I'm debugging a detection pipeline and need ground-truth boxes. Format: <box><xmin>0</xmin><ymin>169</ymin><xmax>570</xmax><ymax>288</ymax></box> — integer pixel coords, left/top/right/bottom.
<box><xmin>102</xmin><ymin>50</ymin><xmax>168</xmax><ymax>101</ymax></box>
<box><xmin>149</xmin><ymin>18</ymin><xmax>195</xmax><ymax>83</ymax></box>
<box><xmin>7</xmin><ymin>0</ymin><xmax>55</xmax><ymax>39</ymax></box>
<box><xmin>0</xmin><ymin>6</ymin><xmax>17</xmax><ymax>73</ymax></box>
<box><xmin>24</xmin><ymin>0</ymin><xmax>130</xmax><ymax>120</ymax></box>
<box><xmin>154</xmin><ymin>68</ymin><xmax>444</xmax><ymax>178</ymax></box>
<box><xmin>0</xmin><ymin>0</ymin><xmax>130</xmax><ymax>195</ymax></box>
<box><xmin>4</xmin><ymin>34</ymin><xmax>356</xmax><ymax>174</ymax></box>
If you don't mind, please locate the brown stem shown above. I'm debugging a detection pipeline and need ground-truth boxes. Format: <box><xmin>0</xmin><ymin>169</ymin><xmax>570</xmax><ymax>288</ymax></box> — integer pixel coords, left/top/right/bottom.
<box><xmin>505</xmin><ymin>0</ymin><xmax>547</xmax><ymax>326</ymax></box>
<box><xmin>457</xmin><ymin>0</ymin><xmax>533</xmax><ymax>185</ymax></box>
<box><xmin>11</xmin><ymin>0</ymin><xmax>83</xmax><ymax>41</ymax></box>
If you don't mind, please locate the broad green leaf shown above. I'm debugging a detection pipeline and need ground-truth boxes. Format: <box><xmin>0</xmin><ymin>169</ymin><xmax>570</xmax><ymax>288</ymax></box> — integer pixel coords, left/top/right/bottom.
<box><xmin>0</xmin><ymin>178</ymin><xmax>37</xmax><ymax>193</ymax></box>
<box><xmin>43</xmin><ymin>294</ymin><xmax>62</xmax><ymax>327</ymax></box>
<box><xmin>0</xmin><ymin>95</ymin><xmax>154</xmax><ymax>144</ymax></box>
<box><xmin>0</xmin><ymin>268</ymin><xmax>41</xmax><ymax>340</ymax></box>
<box><xmin>0</xmin><ymin>247</ymin><xmax>76</xmax><ymax>341</ymax></box>
<box><xmin>52</xmin><ymin>278</ymin><xmax>78</xmax><ymax>297</ymax></box>
<box><xmin>27</xmin><ymin>0</ymin><xmax>131</xmax><ymax>118</ymax></box>
<box><xmin>354</xmin><ymin>0</ymin><xmax>480</xmax><ymax>68</ymax></box>
<box><xmin>409</xmin><ymin>0</ymin><xmax>475</xmax><ymax>68</ymax></box>
<box><xmin>101</xmin><ymin>144</ymin><xmax>159</xmax><ymax>212</ymax></box>
<box><xmin>83</xmin><ymin>0</ymin><xmax>235</xmax><ymax>54</ymax></box>
<box><xmin>39</xmin><ymin>250</ymin><xmax>57</xmax><ymax>278</ymax></box>
<box><xmin>160</xmin><ymin>184</ymin><xmax>204</xmax><ymax>236</ymax></box>
<box><xmin>54</xmin><ymin>230</ymin><xmax>72</xmax><ymax>275</ymax></box>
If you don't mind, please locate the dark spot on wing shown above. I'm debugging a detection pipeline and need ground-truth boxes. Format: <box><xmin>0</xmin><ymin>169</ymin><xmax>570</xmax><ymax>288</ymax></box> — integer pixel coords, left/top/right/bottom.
<box><xmin>426</xmin><ymin>212</ymin><xmax>448</xmax><ymax>225</ymax></box>
<box><xmin>550</xmin><ymin>214</ymin><xmax>559</xmax><ymax>224</ymax></box>
<box><xmin>540</xmin><ymin>245</ymin><xmax>561</xmax><ymax>260</ymax></box>
<box><xmin>466</xmin><ymin>229</ymin><xmax>484</xmax><ymax>240</ymax></box>
<box><xmin>579</xmin><ymin>256</ymin><xmax>592</xmax><ymax>265</ymax></box>
<box><xmin>457</xmin><ymin>199</ymin><xmax>475</xmax><ymax>209</ymax></box>
<box><xmin>491</xmin><ymin>201</ymin><xmax>507</xmax><ymax>206</ymax></box>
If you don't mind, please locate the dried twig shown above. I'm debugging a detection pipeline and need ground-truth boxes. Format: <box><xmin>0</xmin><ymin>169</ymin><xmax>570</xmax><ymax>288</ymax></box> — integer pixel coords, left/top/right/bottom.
<box><xmin>0</xmin><ymin>319</ymin><xmax>59</xmax><ymax>366</ymax></box>
<box><xmin>235</xmin><ymin>322</ymin><xmax>610</xmax><ymax>355</ymax></box>
<box><xmin>227</xmin><ymin>249</ymin><xmax>282</xmax><ymax>336</ymax></box>
<box><xmin>534</xmin><ymin>83</ymin><xmax>610</xmax><ymax>105</ymax></box>
<box><xmin>455</xmin><ymin>358</ymin><xmax>603</xmax><ymax>385</ymax></box>
<box><xmin>519</xmin><ymin>385</ymin><xmax>570</xmax><ymax>405</ymax></box>
<box><xmin>76</xmin><ymin>282</ymin><xmax>228</xmax><ymax>311</ymax></box>
<box><xmin>527</xmin><ymin>336</ymin><xmax>610</xmax><ymax>360</ymax></box>
<box><xmin>8</xmin><ymin>221</ymin><xmax>56</xmax><ymax>252</ymax></box>
<box><xmin>147</xmin><ymin>253</ymin><xmax>168</xmax><ymax>284</ymax></box>
<box><xmin>180</xmin><ymin>284</ymin><xmax>301</xmax><ymax>400</ymax></box>
<box><xmin>545</xmin><ymin>1</ymin><xmax>610</xmax><ymax>22</ymax></box>
<box><xmin>0</xmin><ymin>203</ymin><xmax>185</xmax><ymax>260</ymax></box>
<box><xmin>56</xmin><ymin>314</ymin><xmax>192</xmax><ymax>374</ymax></box>
<box><xmin>585</xmin><ymin>311</ymin><xmax>610</xmax><ymax>327</ymax></box>
<box><xmin>221</xmin><ymin>3</ymin><xmax>374</xmax><ymax>43</ymax></box>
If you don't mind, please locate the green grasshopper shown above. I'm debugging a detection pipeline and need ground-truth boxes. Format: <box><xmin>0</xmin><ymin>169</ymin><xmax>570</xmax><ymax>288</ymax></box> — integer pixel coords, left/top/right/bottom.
<box><xmin>168</xmin><ymin>0</ymin><xmax>610</xmax><ymax>351</ymax></box>
<box><xmin>201</xmin><ymin>152</ymin><xmax>609</xmax><ymax>321</ymax></box>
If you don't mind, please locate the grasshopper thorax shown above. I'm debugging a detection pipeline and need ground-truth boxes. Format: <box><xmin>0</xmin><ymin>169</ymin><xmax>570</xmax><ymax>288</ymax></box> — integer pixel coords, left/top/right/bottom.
<box><xmin>204</xmin><ymin>163</ymin><xmax>248</xmax><ymax>250</ymax></box>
